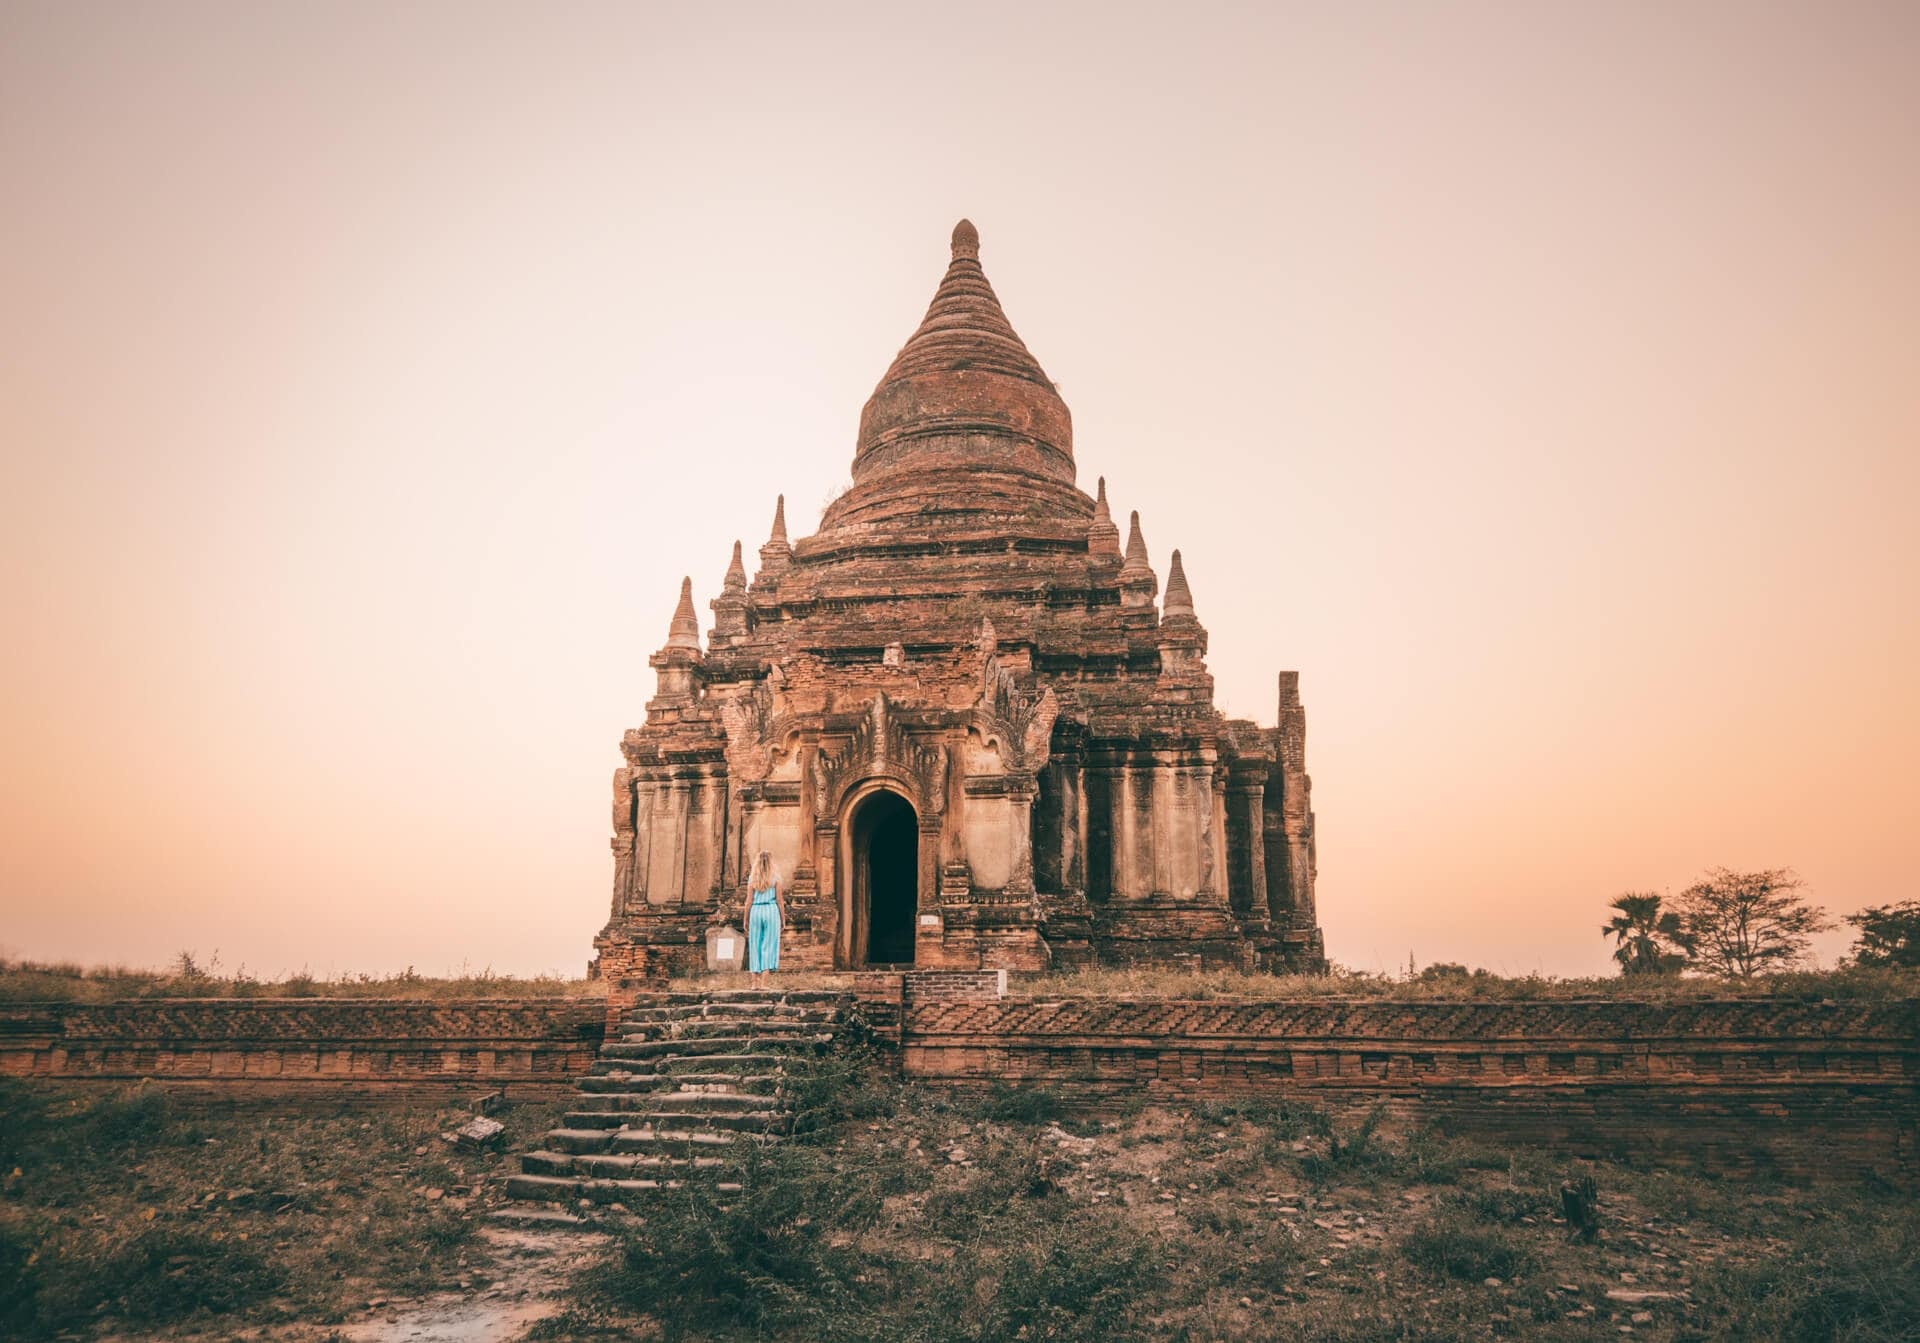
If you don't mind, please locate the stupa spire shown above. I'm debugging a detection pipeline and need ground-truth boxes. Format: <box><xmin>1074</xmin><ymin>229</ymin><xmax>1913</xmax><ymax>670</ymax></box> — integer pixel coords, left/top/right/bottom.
<box><xmin>1162</xmin><ymin>548</ymin><xmax>1196</xmax><ymax>621</ymax></box>
<box><xmin>757</xmin><ymin>494</ymin><xmax>792</xmax><ymax>577</ymax></box>
<box><xmin>664</xmin><ymin>576</ymin><xmax>701</xmax><ymax>651</ymax></box>
<box><xmin>711</xmin><ymin>542</ymin><xmax>751</xmax><ymax>643</ymax></box>
<box><xmin>1119</xmin><ymin>510</ymin><xmax>1157</xmax><ymax>609</ymax></box>
<box><xmin>1087</xmin><ymin>476</ymin><xmax>1121</xmax><ymax>559</ymax></box>
<box><xmin>1121</xmin><ymin>510</ymin><xmax>1150</xmax><ymax>573</ymax></box>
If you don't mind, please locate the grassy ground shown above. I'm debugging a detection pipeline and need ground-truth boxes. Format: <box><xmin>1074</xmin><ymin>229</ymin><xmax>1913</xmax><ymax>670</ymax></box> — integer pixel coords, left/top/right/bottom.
<box><xmin>536</xmin><ymin>1054</ymin><xmax>1919</xmax><ymax>1342</ymax></box>
<box><xmin>1014</xmin><ymin>964</ymin><xmax>1920</xmax><ymax>1002</ymax></box>
<box><xmin>0</xmin><ymin>1077</ymin><xmax>567</xmax><ymax>1340</ymax></box>
<box><xmin>663</xmin><ymin>964</ymin><xmax>1920</xmax><ymax>1002</ymax></box>
<box><xmin>0</xmin><ymin>957</ymin><xmax>598</xmax><ymax>1003</ymax></box>
<box><xmin>9</xmin><ymin>956</ymin><xmax>1912</xmax><ymax>1005</ymax></box>
<box><xmin>2</xmin><ymin>1065</ymin><xmax>1914</xmax><ymax>1341</ymax></box>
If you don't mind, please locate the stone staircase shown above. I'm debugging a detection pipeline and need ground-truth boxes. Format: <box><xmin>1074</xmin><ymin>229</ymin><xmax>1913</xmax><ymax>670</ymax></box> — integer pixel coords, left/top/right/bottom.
<box><xmin>499</xmin><ymin>989</ymin><xmax>850</xmax><ymax>1214</ymax></box>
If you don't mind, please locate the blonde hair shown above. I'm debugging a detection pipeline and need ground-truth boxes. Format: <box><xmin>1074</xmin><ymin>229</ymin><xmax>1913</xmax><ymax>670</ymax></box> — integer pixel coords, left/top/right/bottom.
<box><xmin>749</xmin><ymin>850</ymin><xmax>777</xmax><ymax>892</ymax></box>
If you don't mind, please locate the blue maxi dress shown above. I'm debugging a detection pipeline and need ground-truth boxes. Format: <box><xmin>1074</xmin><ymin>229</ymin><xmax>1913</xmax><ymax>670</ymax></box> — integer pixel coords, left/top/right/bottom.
<box><xmin>748</xmin><ymin>885</ymin><xmax>781</xmax><ymax>972</ymax></box>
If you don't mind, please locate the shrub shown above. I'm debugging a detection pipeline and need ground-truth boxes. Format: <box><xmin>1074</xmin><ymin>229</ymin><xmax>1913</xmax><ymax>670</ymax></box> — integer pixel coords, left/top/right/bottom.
<box><xmin>981</xmin><ymin>1083</ymin><xmax>1067</xmax><ymax>1126</ymax></box>
<box><xmin>589</xmin><ymin>1143</ymin><xmax>881</xmax><ymax>1340</ymax></box>
<box><xmin>1693</xmin><ymin>1208</ymin><xmax>1920</xmax><ymax>1341</ymax></box>
<box><xmin>1403</xmin><ymin>1217</ymin><xmax>1532</xmax><ymax>1282</ymax></box>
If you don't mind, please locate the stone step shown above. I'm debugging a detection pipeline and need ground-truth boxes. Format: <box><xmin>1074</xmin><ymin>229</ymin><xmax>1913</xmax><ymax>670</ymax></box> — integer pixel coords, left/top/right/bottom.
<box><xmin>651</xmin><ymin>989</ymin><xmax>849</xmax><ymax>1005</ymax></box>
<box><xmin>583</xmin><ymin>1074</ymin><xmax>759</xmax><ymax>1096</ymax></box>
<box><xmin>621</xmin><ymin>1002</ymin><xmax>842</xmax><ymax>1022</ymax></box>
<box><xmin>624</xmin><ymin>1090</ymin><xmax>781</xmax><ymax>1113</ymax></box>
<box><xmin>562</xmin><ymin>1110</ymin><xmax>633</xmax><ymax>1130</ymax></box>
<box><xmin>580</xmin><ymin>1065</ymin><xmax>675</xmax><ymax>1085</ymax></box>
<box><xmin>615</xmin><ymin>1032</ymin><xmax>835</xmax><ymax>1054</ymax></box>
<box><xmin>621</xmin><ymin>1020</ymin><xmax>832</xmax><ymax>1042</ymax></box>
<box><xmin>664</xmin><ymin>1072</ymin><xmax>785</xmax><ymax>1092</ymax></box>
<box><xmin>486</xmin><ymin>1206</ymin><xmax>597</xmax><ymax>1229</ymax></box>
<box><xmin>523</xmin><ymin>1149</ymin><xmax>734</xmax><ymax>1178</ymax></box>
<box><xmin>633</xmin><ymin>1108</ymin><xmax>784</xmax><ymax>1132</ymax></box>
<box><xmin>546</xmin><ymin>1128</ymin><xmax>621</xmax><ymax>1154</ymax></box>
<box><xmin>614</xmin><ymin>1020</ymin><xmax>837</xmax><ymax>1040</ymax></box>
<box><xmin>577</xmin><ymin>1152</ymin><xmax>735</xmax><ymax>1179</ymax></box>
<box><xmin>579</xmin><ymin>1084</ymin><xmax>785</xmax><ymax>1114</ymax></box>
<box><xmin>608</xmin><ymin>1126</ymin><xmax>757</xmax><ymax>1152</ymax></box>
<box><xmin>585</xmin><ymin>1063</ymin><xmax>787</xmax><ymax>1091</ymax></box>
<box><xmin>599</xmin><ymin>1042</ymin><xmax>798</xmax><ymax>1064</ymax></box>
<box><xmin>507</xmin><ymin>1173</ymin><xmax>747</xmax><ymax>1204</ymax></box>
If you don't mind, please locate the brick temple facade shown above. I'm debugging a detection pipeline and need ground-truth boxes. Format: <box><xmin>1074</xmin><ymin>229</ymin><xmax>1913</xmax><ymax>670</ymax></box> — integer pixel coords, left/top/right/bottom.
<box><xmin>593</xmin><ymin>220</ymin><xmax>1325</xmax><ymax>980</ymax></box>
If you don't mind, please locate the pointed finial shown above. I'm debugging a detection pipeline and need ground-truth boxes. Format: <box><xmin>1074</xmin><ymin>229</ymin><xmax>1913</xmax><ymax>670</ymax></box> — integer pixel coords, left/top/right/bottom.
<box><xmin>665</xmin><ymin>576</ymin><xmax>701</xmax><ymax>650</ymax></box>
<box><xmin>1122</xmin><ymin>510</ymin><xmax>1150</xmax><ymax>569</ymax></box>
<box><xmin>951</xmin><ymin>218</ymin><xmax>979</xmax><ymax>260</ymax></box>
<box><xmin>1163</xmin><ymin>549</ymin><xmax>1195</xmax><ymax>619</ymax></box>
<box><xmin>757</xmin><ymin>494</ymin><xmax>793</xmax><ymax>577</ymax></box>
<box><xmin>1086</xmin><ymin>476</ymin><xmax>1121</xmax><ymax>558</ymax></box>
<box><xmin>1119</xmin><ymin>510</ymin><xmax>1156</xmax><ymax>605</ymax></box>
<box><xmin>723</xmin><ymin>539</ymin><xmax>747</xmax><ymax>592</ymax></box>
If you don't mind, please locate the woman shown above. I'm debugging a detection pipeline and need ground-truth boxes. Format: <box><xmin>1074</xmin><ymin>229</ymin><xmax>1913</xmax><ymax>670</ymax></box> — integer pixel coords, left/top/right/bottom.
<box><xmin>742</xmin><ymin>850</ymin><xmax>785</xmax><ymax>984</ymax></box>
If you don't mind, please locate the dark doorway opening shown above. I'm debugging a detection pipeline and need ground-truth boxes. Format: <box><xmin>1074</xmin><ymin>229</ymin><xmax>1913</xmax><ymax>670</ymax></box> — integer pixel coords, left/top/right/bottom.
<box><xmin>855</xmin><ymin>791</ymin><xmax>918</xmax><ymax>965</ymax></box>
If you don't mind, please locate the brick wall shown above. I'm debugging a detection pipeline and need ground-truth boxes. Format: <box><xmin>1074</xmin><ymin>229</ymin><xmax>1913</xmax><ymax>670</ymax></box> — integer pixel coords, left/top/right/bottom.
<box><xmin>899</xmin><ymin>996</ymin><xmax>1920</xmax><ymax>1180</ymax></box>
<box><xmin>0</xmin><ymin>999</ymin><xmax>606</xmax><ymax>1102</ymax></box>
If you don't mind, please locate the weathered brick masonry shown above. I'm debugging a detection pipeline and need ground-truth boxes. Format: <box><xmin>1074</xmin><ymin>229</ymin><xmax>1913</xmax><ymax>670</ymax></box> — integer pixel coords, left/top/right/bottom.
<box><xmin>594</xmin><ymin>220</ymin><xmax>1324</xmax><ymax>981</ymax></box>
<box><xmin>0</xmin><ymin>1000</ymin><xmax>605</xmax><ymax>1102</ymax></box>
<box><xmin>898</xmin><ymin>996</ymin><xmax>1920</xmax><ymax>1179</ymax></box>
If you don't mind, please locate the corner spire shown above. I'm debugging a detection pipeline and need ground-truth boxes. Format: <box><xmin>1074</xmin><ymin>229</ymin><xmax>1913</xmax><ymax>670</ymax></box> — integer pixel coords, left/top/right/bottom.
<box><xmin>1162</xmin><ymin>549</ymin><xmax>1196</xmax><ymax>621</ymax></box>
<box><xmin>1119</xmin><ymin>509</ymin><xmax>1157</xmax><ymax>609</ymax></box>
<box><xmin>1121</xmin><ymin>510</ymin><xmax>1151</xmax><ymax>574</ymax></box>
<box><xmin>711</xmin><ymin>541</ymin><xmax>751</xmax><ymax>643</ymax></box>
<box><xmin>757</xmin><ymin>494</ymin><xmax>792</xmax><ymax>578</ymax></box>
<box><xmin>1086</xmin><ymin>476</ymin><xmax>1121</xmax><ymax>560</ymax></box>
<box><xmin>665</xmin><ymin>576</ymin><xmax>701</xmax><ymax>651</ymax></box>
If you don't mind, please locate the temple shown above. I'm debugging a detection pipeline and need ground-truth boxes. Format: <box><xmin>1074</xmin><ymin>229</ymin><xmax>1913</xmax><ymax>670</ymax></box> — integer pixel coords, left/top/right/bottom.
<box><xmin>593</xmin><ymin>220</ymin><xmax>1325</xmax><ymax>979</ymax></box>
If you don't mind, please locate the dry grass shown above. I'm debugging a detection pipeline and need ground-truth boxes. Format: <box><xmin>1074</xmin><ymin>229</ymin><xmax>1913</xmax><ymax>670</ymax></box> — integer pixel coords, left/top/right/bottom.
<box><xmin>538</xmin><ymin>1059</ymin><xmax>1920</xmax><ymax>1342</ymax></box>
<box><xmin>0</xmin><ymin>1078</ymin><xmax>569</xmax><ymax>1339</ymax></box>
<box><xmin>1016</xmin><ymin>963</ymin><xmax>1920</xmax><ymax>1002</ymax></box>
<box><xmin>0</xmin><ymin>956</ymin><xmax>598</xmax><ymax>1004</ymax></box>
<box><xmin>5</xmin><ymin>1064</ymin><xmax>1914</xmax><ymax>1341</ymax></box>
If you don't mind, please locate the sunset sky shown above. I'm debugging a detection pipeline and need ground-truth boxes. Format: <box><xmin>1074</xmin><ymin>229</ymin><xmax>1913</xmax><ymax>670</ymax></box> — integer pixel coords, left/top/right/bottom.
<box><xmin>2</xmin><ymin>2</ymin><xmax>1915</xmax><ymax>979</ymax></box>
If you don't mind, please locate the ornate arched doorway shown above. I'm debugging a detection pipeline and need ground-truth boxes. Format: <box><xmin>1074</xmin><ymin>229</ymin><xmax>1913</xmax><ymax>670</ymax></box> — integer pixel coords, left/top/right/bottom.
<box><xmin>846</xmin><ymin>788</ymin><xmax>918</xmax><ymax>966</ymax></box>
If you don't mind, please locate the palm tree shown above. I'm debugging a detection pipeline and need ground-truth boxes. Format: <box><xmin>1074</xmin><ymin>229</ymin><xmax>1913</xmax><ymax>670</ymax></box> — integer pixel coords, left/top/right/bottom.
<box><xmin>1602</xmin><ymin>892</ymin><xmax>1692</xmax><ymax>975</ymax></box>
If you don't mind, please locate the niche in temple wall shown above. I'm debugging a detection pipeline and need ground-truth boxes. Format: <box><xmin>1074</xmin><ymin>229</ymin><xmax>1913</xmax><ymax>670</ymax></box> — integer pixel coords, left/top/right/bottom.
<box><xmin>966</xmin><ymin>796</ymin><xmax>1013</xmax><ymax>890</ymax></box>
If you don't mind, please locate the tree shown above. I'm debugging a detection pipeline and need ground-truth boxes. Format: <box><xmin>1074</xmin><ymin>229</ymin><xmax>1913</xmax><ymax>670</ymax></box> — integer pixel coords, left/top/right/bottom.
<box><xmin>1673</xmin><ymin>868</ymin><xmax>1831</xmax><ymax>978</ymax></box>
<box><xmin>1845</xmin><ymin>900</ymin><xmax>1920</xmax><ymax>968</ymax></box>
<box><xmin>1601</xmin><ymin>892</ymin><xmax>1691</xmax><ymax>975</ymax></box>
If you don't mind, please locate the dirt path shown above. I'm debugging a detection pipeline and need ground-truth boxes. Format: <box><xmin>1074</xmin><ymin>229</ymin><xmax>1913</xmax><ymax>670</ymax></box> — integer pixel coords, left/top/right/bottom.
<box><xmin>336</xmin><ymin>1226</ymin><xmax>605</xmax><ymax>1343</ymax></box>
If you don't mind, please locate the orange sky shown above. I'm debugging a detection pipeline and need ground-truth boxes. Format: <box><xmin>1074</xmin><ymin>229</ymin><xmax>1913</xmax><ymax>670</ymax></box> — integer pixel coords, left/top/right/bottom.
<box><xmin>2</xmin><ymin>2</ymin><xmax>1915</xmax><ymax>978</ymax></box>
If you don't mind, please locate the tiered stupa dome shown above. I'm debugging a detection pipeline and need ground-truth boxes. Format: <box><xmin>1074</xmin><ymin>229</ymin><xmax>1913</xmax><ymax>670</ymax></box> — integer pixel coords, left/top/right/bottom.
<box><xmin>816</xmin><ymin>220</ymin><xmax>1089</xmax><ymax>544</ymax></box>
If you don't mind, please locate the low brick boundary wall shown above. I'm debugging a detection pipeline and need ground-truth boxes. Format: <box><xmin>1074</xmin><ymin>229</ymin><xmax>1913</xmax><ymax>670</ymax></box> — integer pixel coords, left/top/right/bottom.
<box><xmin>0</xmin><ymin>999</ymin><xmax>606</xmax><ymax>1102</ymax></box>
<box><xmin>900</xmin><ymin>997</ymin><xmax>1920</xmax><ymax>1180</ymax></box>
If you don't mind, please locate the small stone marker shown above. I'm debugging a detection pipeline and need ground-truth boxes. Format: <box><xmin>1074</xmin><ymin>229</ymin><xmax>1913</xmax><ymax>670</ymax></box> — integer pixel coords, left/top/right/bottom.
<box><xmin>707</xmin><ymin>924</ymin><xmax>745</xmax><ymax>973</ymax></box>
<box><xmin>454</xmin><ymin>1116</ymin><xmax>505</xmax><ymax>1151</ymax></box>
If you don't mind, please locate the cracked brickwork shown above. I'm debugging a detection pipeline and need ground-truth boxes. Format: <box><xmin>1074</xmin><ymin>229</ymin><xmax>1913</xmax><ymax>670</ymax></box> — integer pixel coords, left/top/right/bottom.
<box><xmin>893</xmin><ymin>995</ymin><xmax>1920</xmax><ymax>1179</ymax></box>
<box><xmin>0</xmin><ymin>1000</ymin><xmax>605</xmax><ymax>1100</ymax></box>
